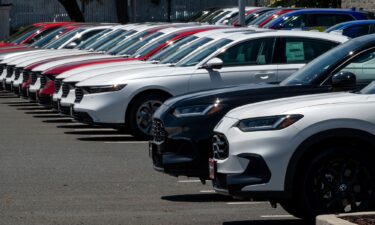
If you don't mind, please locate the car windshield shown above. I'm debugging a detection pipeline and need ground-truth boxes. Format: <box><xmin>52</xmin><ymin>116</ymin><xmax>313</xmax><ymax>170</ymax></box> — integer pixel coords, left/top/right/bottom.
<box><xmin>360</xmin><ymin>81</ymin><xmax>375</xmax><ymax>94</ymax></box>
<box><xmin>211</xmin><ymin>11</ymin><xmax>232</xmax><ymax>24</ymax></box>
<box><xmin>106</xmin><ymin>30</ymin><xmax>150</xmax><ymax>55</ymax></box>
<box><xmin>200</xmin><ymin>10</ymin><xmax>224</xmax><ymax>23</ymax></box>
<box><xmin>148</xmin><ymin>35</ymin><xmax>198</xmax><ymax>62</ymax></box>
<box><xmin>44</xmin><ymin>28</ymin><xmax>85</xmax><ymax>49</ymax></box>
<box><xmin>280</xmin><ymin>41</ymin><xmax>358</xmax><ymax>86</ymax></box>
<box><xmin>117</xmin><ymin>32</ymin><xmax>165</xmax><ymax>56</ymax></box>
<box><xmin>262</xmin><ymin>13</ymin><xmax>286</xmax><ymax>28</ymax></box>
<box><xmin>326</xmin><ymin>23</ymin><xmax>346</xmax><ymax>33</ymax></box>
<box><xmin>84</xmin><ymin>29</ymin><xmax>128</xmax><ymax>51</ymax></box>
<box><xmin>95</xmin><ymin>29</ymin><xmax>137</xmax><ymax>52</ymax></box>
<box><xmin>131</xmin><ymin>33</ymin><xmax>179</xmax><ymax>58</ymax></box>
<box><xmin>31</xmin><ymin>27</ymin><xmax>71</xmax><ymax>48</ymax></box>
<box><xmin>160</xmin><ymin>37</ymin><xmax>213</xmax><ymax>64</ymax></box>
<box><xmin>4</xmin><ymin>25</ymin><xmax>38</xmax><ymax>43</ymax></box>
<box><xmin>76</xmin><ymin>29</ymin><xmax>112</xmax><ymax>50</ymax></box>
<box><xmin>176</xmin><ymin>38</ymin><xmax>232</xmax><ymax>67</ymax></box>
<box><xmin>248</xmin><ymin>10</ymin><xmax>279</xmax><ymax>26</ymax></box>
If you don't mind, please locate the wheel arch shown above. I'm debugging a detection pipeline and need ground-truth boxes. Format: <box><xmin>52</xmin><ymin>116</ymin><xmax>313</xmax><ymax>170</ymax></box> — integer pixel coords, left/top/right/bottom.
<box><xmin>125</xmin><ymin>88</ymin><xmax>173</xmax><ymax>124</ymax></box>
<box><xmin>284</xmin><ymin>128</ymin><xmax>375</xmax><ymax>193</ymax></box>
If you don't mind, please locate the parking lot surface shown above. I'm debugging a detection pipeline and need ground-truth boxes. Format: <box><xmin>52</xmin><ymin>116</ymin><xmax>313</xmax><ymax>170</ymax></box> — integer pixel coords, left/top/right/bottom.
<box><xmin>0</xmin><ymin>92</ymin><xmax>307</xmax><ymax>225</ymax></box>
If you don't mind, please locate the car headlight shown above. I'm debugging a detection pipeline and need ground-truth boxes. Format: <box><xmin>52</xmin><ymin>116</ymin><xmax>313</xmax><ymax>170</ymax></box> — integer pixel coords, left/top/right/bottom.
<box><xmin>237</xmin><ymin>114</ymin><xmax>303</xmax><ymax>132</ymax></box>
<box><xmin>84</xmin><ymin>84</ymin><xmax>126</xmax><ymax>94</ymax></box>
<box><xmin>173</xmin><ymin>104</ymin><xmax>222</xmax><ymax>118</ymax></box>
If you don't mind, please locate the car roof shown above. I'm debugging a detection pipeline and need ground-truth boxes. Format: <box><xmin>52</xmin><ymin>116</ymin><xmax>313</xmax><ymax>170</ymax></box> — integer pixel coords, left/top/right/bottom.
<box><xmin>333</xmin><ymin>20</ymin><xmax>375</xmax><ymax>28</ymax></box>
<box><xmin>226</xmin><ymin>30</ymin><xmax>349</xmax><ymax>43</ymax></box>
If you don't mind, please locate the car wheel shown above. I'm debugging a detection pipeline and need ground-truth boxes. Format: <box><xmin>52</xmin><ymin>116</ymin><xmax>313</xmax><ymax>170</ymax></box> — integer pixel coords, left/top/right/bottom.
<box><xmin>295</xmin><ymin>146</ymin><xmax>375</xmax><ymax>219</ymax></box>
<box><xmin>128</xmin><ymin>93</ymin><xmax>169</xmax><ymax>139</ymax></box>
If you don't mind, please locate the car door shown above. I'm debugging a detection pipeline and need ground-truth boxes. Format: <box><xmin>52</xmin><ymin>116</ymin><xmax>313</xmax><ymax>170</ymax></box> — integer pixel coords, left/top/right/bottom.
<box><xmin>188</xmin><ymin>37</ymin><xmax>277</xmax><ymax>92</ymax></box>
<box><xmin>276</xmin><ymin>37</ymin><xmax>341</xmax><ymax>82</ymax></box>
<box><xmin>325</xmin><ymin>47</ymin><xmax>375</xmax><ymax>89</ymax></box>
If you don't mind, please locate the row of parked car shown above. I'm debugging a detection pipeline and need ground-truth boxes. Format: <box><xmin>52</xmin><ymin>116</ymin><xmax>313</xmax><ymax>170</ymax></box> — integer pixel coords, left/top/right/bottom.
<box><xmin>1</xmin><ymin>7</ymin><xmax>375</xmax><ymax>221</ymax></box>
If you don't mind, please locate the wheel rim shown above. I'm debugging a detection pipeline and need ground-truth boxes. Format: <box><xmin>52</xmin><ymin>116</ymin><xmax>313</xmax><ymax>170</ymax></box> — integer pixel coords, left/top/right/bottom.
<box><xmin>135</xmin><ymin>100</ymin><xmax>163</xmax><ymax>136</ymax></box>
<box><xmin>310</xmin><ymin>157</ymin><xmax>373</xmax><ymax>214</ymax></box>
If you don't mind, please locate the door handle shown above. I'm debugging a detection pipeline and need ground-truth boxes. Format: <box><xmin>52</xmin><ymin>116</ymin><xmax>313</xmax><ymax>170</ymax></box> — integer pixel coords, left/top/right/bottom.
<box><xmin>255</xmin><ymin>72</ymin><xmax>274</xmax><ymax>80</ymax></box>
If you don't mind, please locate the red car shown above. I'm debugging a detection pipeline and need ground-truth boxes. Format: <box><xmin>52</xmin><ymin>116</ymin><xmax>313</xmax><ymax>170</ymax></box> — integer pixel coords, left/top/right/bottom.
<box><xmin>0</xmin><ymin>22</ymin><xmax>74</xmax><ymax>48</ymax></box>
<box><xmin>36</xmin><ymin>27</ymin><xmax>219</xmax><ymax>106</ymax></box>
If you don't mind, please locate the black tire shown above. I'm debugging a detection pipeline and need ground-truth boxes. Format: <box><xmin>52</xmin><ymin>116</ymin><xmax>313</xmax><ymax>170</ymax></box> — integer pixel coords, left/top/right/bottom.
<box><xmin>293</xmin><ymin>146</ymin><xmax>375</xmax><ymax>219</ymax></box>
<box><xmin>279</xmin><ymin>200</ymin><xmax>304</xmax><ymax>219</ymax></box>
<box><xmin>127</xmin><ymin>93</ymin><xmax>169</xmax><ymax>139</ymax></box>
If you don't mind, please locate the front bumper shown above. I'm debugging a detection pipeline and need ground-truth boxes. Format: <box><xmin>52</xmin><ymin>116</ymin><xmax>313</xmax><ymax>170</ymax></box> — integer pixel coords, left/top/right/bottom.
<box><xmin>150</xmin><ymin>108</ymin><xmax>225</xmax><ymax>179</ymax></box>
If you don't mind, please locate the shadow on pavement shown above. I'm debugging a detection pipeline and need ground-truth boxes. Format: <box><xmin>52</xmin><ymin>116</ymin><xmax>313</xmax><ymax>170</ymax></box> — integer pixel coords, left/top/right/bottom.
<box><xmin>57</xmin><ymin>124</ymin><xmax>93</xmax><ymax>129</ymax></box>
<box><xmin>42</xmin><ymin>119</ymin><xmax>73</xmax><ymax>123</ymax></box>
<box><xmin>8</xmin><ymin>103</ymin><xmax>39</xmax><ymax>107</ymax></box>
<box><xmin>162</xmin><ymin>193</ymin><xmax>234</xmax><ymax>203</ymax></box>
<box><xmin>33</xmin><ymin>115</ymin><xmax>65</xmax><ymax>119</ymax></box>
<box><xmin>77</xmin><ymin>135</ymin><xmax>142</xmax><ymax>142</ymax></box>
<box><xmin>223</xmin><ymin>219</ymin><xmax>308</xmax><ymax>225</ymax></box>
<box><xmin>25</xmin><ymin>111</ymin><xmax>57</xmax><ymax>115</ymax></box>
<box><xmin>16</xmin><ymin>107</ymin><xmax>49</xmax><ymax>110</ymax></box>
<box><xmin>64</xmin><ymin>130</ymin><xmax>121</xmax><ymax>135</ymax></box>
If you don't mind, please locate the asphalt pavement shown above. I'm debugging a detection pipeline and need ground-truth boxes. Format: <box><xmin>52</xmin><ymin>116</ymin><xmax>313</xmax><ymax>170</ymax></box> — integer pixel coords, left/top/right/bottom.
<box><xmin>0</xmin><ymin>92</ymin><xmax>307</xmax><ymax>225</ymax></box>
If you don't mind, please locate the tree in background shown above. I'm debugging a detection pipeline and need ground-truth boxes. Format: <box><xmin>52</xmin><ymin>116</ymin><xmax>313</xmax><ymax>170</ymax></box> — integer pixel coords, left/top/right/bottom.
<box><xmin>269</xmin><ymin>0</ymin><xmax>341</xmax><ymax>8</ymax></box>
<box><xmin>57</xmin><ymin>0</ymin><xmax>129</xmax><ymax>23</ymax></box>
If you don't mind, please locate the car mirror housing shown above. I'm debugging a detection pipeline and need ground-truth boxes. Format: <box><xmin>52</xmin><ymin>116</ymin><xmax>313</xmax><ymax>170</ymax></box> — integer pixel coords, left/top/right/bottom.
<box><xmin>66</xmin><ymin>42</ymin><xmax>78</xmax><ymax>49</ymax></box>
<box><xmin>332</xmin><ymin>71</ymin><xmax>356</xmax><ymax>90</ymax></box>
<box><xmin>202</xmin><ymin>58</ymin><xmax>224</xmax><ymax>70</ymax></box>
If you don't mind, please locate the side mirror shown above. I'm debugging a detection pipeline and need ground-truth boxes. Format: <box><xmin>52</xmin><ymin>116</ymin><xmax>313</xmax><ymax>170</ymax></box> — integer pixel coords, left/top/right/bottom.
<box><xmin>65</xmin><ymin>42</ymin><xmax>78</xmax><ymax>49</ymax></box>
<box><xmin>332</xmin><ymin>71</ymin><xmax>356</xmax><ymax>90</ymax></box>
<box><xmin>202</xmin><ymin>58</ymin><xmax>224</xmax><ymax>70</ymax></box>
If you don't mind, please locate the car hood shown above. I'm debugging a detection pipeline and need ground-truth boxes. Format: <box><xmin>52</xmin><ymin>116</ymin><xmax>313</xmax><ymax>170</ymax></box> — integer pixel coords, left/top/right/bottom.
<box><xmin>63</xmin><ymin>62</ymin><xmax>164</xmax><ymax>83</ymax></box>
<box><xmin>0</xmin><ymin>49</ymin><xmax>48</xmax><ymax>61</ymax></box>
<box><xmin>226</xmin><ymin>92</ymin><xmax>365</xmax><ymax>120</ymax></box>
<box><xmin>56</xmin><ymin>61</ymin><xmax>146</xmax><ymax>79</ymax></box>
<box><xmin>13</xmin><ymin>51</ymin><xmax>93</xmax><ymax>68</ymax></box>
<box><xmin>32</xmin><ymin>54</ymin><xmax>120</xmax><ymax>72</ymax></box>
<box><xmin>2</xmin><ymin>49</ymin><xmax>79</xmax><ymax>65</ymax></box>
<box><xmin>163</xmin><ymin>83</ymin><xmax>276</xmax><ymax>106</ymax></box>
<box><xmin>77</xmin><ymin>66</ymin><xmax>194</xmax><ymax>87</ymax></box>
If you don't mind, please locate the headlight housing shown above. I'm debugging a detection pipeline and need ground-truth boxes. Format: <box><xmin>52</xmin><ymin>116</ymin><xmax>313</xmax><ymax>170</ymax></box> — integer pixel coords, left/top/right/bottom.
<box><xmin>173</xmin><ymin>104</ymin><xmax>222</xmax><ymax>118</ymax></box>
<box><xmin>83</xmin><ymin>84</ymin><xmax>126</xmax><ymax>94</ymax></box>
<box><xmin>237</xmin><ymin>114</ymin><xmax>303</xmax><ymax>132</ymax></box>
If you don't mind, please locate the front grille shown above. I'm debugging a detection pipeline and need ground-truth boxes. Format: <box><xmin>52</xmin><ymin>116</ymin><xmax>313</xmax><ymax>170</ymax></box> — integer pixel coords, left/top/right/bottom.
<box><xmin>62</xmin><ymin>83</ymin><xmax>72</xmax><ymax>98</ymax></box>
<box><xmin>213</xmin><ymin>133</ymin><xmax>229</xmax><ymax>160</ymax></box>
<box><xmin>14</xmin><ymin>68</ymin><xmax>21</xmax><ymax>80</ymax></box>
<box><xmin>40</xmin><ymin>76</ymin><xmax>47</xmax><ymax>88</ymax></box>
<box><xmin>23</xmin><ymin>70</ymin><xmax>30</xmax><ymax>82</ymax></box>
<box><xmin>75</xmin><ymin>87</ymin><xmax>84</xmax><ymax>103</ymax></box>
<box><xmin>152</xmin><ymin>119</ymin><xmax>166</xmax><ymax>144</ymax></box>
<box><xmin>31</xmin><ymin>72</ymin><xmax>38</xmax><ymax>85</ymax></box>
<box><xmin>6</xmin><ymin>66</ymin><xmax>14</xmax><ymax>78</ymax></box>
<box><xmin>0</xmin><ymin>64</ymin><xmax>5</xmax><ymax>75</ymax></box>
<box><xmin>54</xmin><ymin>79</ymin><xmax>62</xmax><ymax>94</ymax></box>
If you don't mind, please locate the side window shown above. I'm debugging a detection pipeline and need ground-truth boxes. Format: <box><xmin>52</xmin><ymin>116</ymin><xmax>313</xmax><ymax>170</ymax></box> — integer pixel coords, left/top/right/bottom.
<box><xmin>282</xmin><ymin>38</ymin><xmax>339</xmax><ymax>64</ymax></box>
<box><xmin>336</xmin><ymin>14</ymin><xmax>355</xmax><ymax>23</ymax></box>
<box><xmin>338</xmin><ymin>49</ymin><xmax>375</xmax><ymax>83</ymax></box>
<box><xmin>25</xmin><ymin>27</ymin><xmax>59</xmax><ymax>44</ymax></box>
<box><xmin>75</xmin><ymin>30</ymin><xmax>103</xmax><ymax>45</ymax></box>
<box><xmin>343</xmin><ymin>25</ymin><xmax>370</xmax><ymax>38</ymax></box>
<box><xmin>217</xmin><ymin>38</ymin><xmax>275</xmax><ymax>67</ymax></box>
<box><xmin>282</xmin><ymin>15</ymin><xmax>306</xmax><ymax>29</ymax></box>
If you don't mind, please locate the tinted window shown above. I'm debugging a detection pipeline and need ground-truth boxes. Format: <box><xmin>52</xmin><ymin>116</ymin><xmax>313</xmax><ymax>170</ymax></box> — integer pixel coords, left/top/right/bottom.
<box><xmin>25</xmin><ymin>27</ymin><xmax>60</xmax><ymax>44</ymax></box>
<box><xmin>176</xmin><ymin>39</ymin><xmax>232</xmax><ymax>67</ymax></box>
<box><xmin>278</xmin><ymin>14</ymin><xmax>307</xmax><ymax>29</ymax></box>
<box><xmin>308</xmin><ymin>14</ymin><xmax>354</xmax><ymax>28</ymax></box>
<box><xmin>95</xmin><ymin>30</ymin><xmax>136</xmax><ymax>52</ymax></box>
<box><xmin>44</xmin><ymin>28</ymin><xmax>85</xmax><ymax>49</ymax></box>
<box><xmin>160</xmin><ymin>37</ymin><xmax>213</xmax><ymax>64</ymax></box>
<box><xmin>339</xmin><ymin>49</ymin><xmax>375</xmax><ymax>83</ymax></box>
<box><xmin>217</xmin><ymin>38</ymin><xmax>275</xmax><ymax>66</ymax></box>
<box><xmin>282</xmin><ymin>38</ymin><xmax>339</xmax><ymax>64</ymax></box>
<box><xmin>343</xmin><ymin>25</ymin><xmax>370</xmax><ymax>38</ymax></box>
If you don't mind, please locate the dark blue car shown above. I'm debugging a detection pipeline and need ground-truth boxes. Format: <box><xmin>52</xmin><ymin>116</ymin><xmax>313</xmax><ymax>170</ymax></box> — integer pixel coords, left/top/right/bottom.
<box><xmin>326</xmin><ymin>20</ymin><xmax>375</xmax><ymax>38</ymax></box>
<box><xmin>265</xmin><ymin>9</ymin><xmax>373</xmax><ymax>31</ymax></box>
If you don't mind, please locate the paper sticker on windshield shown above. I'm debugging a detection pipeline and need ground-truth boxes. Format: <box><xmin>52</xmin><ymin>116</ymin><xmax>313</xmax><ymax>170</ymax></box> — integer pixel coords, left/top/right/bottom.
<box><xmin>286</xmin><ymin>42</ymin><xmax>305</xmax><ymax>62</ymax></box>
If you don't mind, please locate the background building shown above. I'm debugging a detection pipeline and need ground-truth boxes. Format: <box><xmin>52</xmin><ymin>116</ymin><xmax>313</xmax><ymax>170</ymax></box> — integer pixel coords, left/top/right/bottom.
<box><xmin>341</xmin><ymin>0</ymin><xmax>375</xmax><ymax>11</ymax></box>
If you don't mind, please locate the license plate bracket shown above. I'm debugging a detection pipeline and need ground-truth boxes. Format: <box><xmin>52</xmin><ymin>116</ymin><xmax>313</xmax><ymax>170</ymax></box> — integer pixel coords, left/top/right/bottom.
<box><xmin>209</xmin><ymin>158</ymin><xmax>217</xmax><ymax>180</ymax></box>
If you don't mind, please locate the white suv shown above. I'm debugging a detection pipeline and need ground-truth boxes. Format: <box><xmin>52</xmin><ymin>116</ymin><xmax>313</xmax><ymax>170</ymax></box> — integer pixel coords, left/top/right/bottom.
<box><xmin>73</xmin><ymin>31</ymin><xmax>348</xmax><ymax>138</ymax></box>
<box><xmin>212</xmin><ymin>82</ymin><xmax>375</xmax><ymax>219</ymax></box>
